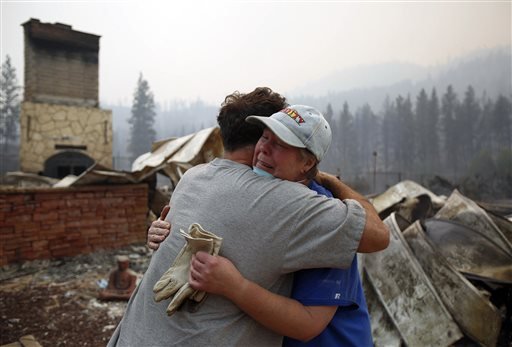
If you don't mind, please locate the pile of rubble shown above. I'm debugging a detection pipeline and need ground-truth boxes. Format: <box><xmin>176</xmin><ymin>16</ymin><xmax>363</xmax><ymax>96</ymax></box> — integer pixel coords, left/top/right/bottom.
<box><xmin>363</xmin><ymin>181</ymin><xmax>512</xmax><ymax>347</ymax></box>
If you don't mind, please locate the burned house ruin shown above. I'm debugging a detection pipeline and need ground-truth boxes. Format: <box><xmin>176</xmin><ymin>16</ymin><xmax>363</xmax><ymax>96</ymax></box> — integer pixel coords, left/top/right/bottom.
<box><xmin>19</xmin><ymin>18</ymin><xmax>112</xmax><ymax>178</ymax></box>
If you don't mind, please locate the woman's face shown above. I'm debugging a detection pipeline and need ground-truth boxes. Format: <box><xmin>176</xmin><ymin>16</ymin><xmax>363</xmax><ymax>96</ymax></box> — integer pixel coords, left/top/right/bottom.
<box><xmin>253</xmin><ymin>128</ymin><xmax>315</xmax><ymax>182</ymax></box>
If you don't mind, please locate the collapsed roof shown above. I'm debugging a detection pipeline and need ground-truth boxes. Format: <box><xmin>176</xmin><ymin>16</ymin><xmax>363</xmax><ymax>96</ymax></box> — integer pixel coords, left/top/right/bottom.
<box><xmin>5</xmin><ymin>126</ymin><xmax>223</xmax><ymax>189</ymax></box>
<box><xmin>365</xmin><ymin>183</ymin><xmax>512</xmax><ymax>346</ymax></box>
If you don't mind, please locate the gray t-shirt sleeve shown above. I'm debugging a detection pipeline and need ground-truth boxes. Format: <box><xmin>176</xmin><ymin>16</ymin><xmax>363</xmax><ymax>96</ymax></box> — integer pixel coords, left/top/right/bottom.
<box><xmin>282</xmin><ymin>197</ymin><xmax>366</xmax><ymax>273</ymax></box>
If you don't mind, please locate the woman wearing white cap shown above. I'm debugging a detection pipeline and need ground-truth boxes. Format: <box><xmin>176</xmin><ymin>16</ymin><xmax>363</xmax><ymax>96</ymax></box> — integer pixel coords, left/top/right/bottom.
<box><xmin>186</xmin><ymin>105</ymin><xmax>374</xmax><ymax>346</ymax></box>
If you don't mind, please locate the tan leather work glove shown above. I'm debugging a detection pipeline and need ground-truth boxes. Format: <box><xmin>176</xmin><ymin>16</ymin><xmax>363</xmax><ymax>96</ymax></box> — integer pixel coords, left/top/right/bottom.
<box><xmin>188</xmin><ymin>226</ymin><xmax>223</xmax><ymax>303</ymax></box>
<box><xmin>152</xmin><ymin>223</ymin><xmax>222</xmax><ymax>316</ymax></box>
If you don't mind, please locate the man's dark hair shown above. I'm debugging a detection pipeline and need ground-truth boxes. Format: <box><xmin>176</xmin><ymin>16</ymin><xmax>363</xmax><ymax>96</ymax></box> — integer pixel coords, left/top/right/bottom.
<box><xmin>217</xmin><ymin>87</ymin><xmax>287</xmax><ymax>151</ymax></box>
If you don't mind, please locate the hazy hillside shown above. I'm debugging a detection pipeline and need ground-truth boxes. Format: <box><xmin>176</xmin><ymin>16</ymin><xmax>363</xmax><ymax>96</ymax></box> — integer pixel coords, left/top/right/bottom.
<box><xmin>288</xmin><ymin>46</ymin><xmax>511</xmax><ymax>113</ymax></box>
<box><xmin>289</xmin><ymin>62</ymin><xmax>427</xmax><ymax>97</ymax></box>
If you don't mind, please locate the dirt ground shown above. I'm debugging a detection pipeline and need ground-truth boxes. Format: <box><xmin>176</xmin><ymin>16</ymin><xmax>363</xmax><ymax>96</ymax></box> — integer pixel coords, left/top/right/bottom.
<box><xmin>1</xmin><ymin>242</ymin><xmax>511</xmax><ymax>346</ymax></box>
<box><xmin>0</xmin><ymin>244</ymin><xmax>151</xmax><ymax>347</ymax></box>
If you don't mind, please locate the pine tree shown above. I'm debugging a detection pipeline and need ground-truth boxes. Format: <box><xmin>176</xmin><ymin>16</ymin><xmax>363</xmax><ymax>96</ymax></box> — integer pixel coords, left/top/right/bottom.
<box><xmin>477</xmin><ymin>97</ymin><xmax>494</xmax><ymax>153</ymax></box>
<box><xmin>427</xmin><ymin>88</ymin><xmax>440</xmax><ymax>173</ymax></box>
<box><xmin>128</xmin><ymin>73</ymin><xmax>156</xmax><ymax>163</ymax></box>
<box><xmin>322</xmin><ymin>103</ymin><xmax>339</xmax><ymax>174</ymax></box>
<box><xmin>395</xmin><ymin>95</ymin><xmax>415</xmax><ymax>174</ymax></box>
<box><xmin>492</xmin><ymin>95</ymin><xmax>512</xmax><ymax>152</ymax></box>
<box><xmin>354</xmin><ymin>103</ymin><xmax>379</xmax><ymax>174</ymax></box>
<box><xmin>0</xmin><ymin>56</ymin><xmax>21</xmax><ymax>144</ymax></box>
<box><xmin>324</xmin><ymin>103</ymin><xmax>334</xmax><ymax>123</ymax></box>
<box><xmin>381</xmin><ymin>97</ymin><xmax>396</xmax><ymax>172</ymax></box>
<box><xmin>339</xmin><ymin>102</ymin><xmax>354</xmax><ymax>175</ymax></box>
<box><xmin>457</xmin><ymin>85</ymin><xmax>481</xmax><ymax>167</ymax></box>
<box><xmin>441</xmin><ymin>85</ymin><xmax>460</xmax><ymax>177</ymax></box>
<box><xmin>0</xmin><ymin>55</ymin><xmax>21</xmax><ymax>172</ymax></box>
<box><xmin>495</xmin><ymin>149</ymin><xmax>512</xmax><ymax>197</ymax></box>
<box><xmin>415</xmin><ymin>89</ymin><xmax>430</xmax><ymax>171</ymax></box>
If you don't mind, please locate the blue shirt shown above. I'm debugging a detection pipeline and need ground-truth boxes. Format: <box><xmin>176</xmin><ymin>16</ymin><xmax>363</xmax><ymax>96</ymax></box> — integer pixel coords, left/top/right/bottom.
<box><xmin>283</xmin><ymin>180</ymin><xmax>373</xmax><ymax>347</ymax></box>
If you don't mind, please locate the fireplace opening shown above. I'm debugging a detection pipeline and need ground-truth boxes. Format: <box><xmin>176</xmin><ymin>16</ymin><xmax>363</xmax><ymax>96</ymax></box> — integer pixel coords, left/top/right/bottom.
<box><xmin>43</xmin><ymin>151</ymin><xmax>95</xmax><ymax>179</ymax></box>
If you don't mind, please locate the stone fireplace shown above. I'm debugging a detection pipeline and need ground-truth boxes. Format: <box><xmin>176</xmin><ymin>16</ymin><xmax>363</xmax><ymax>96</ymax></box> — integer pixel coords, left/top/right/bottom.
<box><xmin>19</xmin><ymin>19</ymin><xmax>112</xmax><ymax>178</ymax></box>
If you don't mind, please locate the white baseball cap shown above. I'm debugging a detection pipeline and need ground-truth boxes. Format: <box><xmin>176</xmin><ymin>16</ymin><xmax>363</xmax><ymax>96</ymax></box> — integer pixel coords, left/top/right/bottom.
<box><xmin>246</xmin><ymin>105</ymin><xmax>332</xmax><ymax>161</ymax></box>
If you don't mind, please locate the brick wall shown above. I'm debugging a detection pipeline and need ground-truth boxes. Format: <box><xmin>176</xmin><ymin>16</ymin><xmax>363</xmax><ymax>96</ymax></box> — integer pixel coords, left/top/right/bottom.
<box><xmin>0</xmin><ymin>184</ymin><xmax>148</xmax><ymax>266</ymax></box>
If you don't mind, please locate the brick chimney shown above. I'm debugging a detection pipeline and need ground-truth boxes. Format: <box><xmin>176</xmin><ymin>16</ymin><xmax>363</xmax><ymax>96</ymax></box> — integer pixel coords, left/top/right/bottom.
<box><xmin>19</xmin><ymin>19</ymin><xmax>112</xmax><ymax>177</ymax></box>
<box><xmin>22</xmin><ymin>18</ymin><xmax>100</xmax><ymax>107</ymax></box>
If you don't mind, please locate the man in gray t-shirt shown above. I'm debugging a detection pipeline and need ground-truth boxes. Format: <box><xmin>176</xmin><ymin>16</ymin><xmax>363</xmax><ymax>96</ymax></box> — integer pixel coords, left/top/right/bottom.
<box><xmin>108</xmin><ymin>88</ymin><xmax>388</xmax><ymax>347</ymax></box>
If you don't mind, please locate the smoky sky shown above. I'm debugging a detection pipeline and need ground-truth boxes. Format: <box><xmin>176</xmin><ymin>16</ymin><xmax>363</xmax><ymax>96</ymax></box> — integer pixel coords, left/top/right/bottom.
<box><xmin>1</xmin><ymin>1</ymin><xmax>510</xmax><ymax>105</ymax></box>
